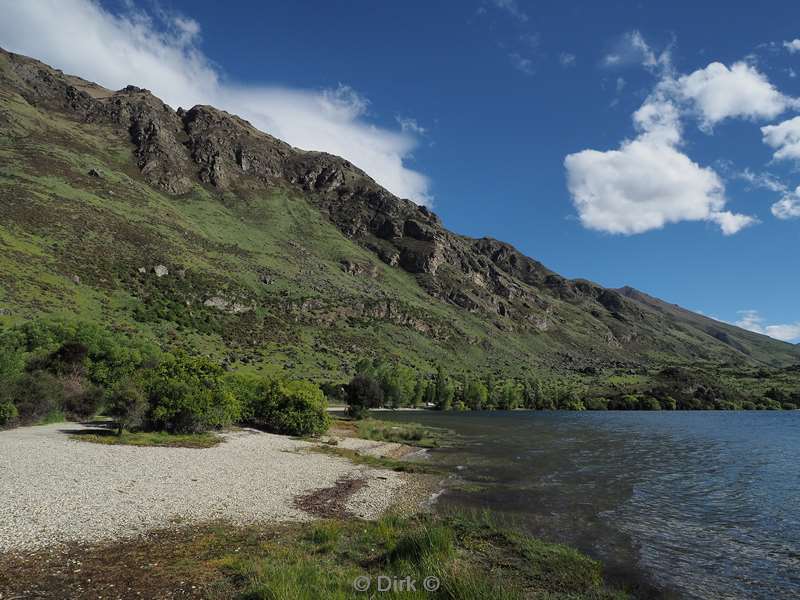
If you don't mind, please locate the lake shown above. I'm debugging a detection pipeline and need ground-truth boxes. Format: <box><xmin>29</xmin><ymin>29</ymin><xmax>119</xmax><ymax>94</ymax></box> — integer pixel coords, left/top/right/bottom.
<box><xmin>376</xmin><ymin>411</ymin><xmax>800</xmax><ymax>600</ymax></box>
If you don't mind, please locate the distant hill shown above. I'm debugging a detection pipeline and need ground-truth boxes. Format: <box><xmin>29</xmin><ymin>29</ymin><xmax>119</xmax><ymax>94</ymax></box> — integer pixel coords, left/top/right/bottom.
<box><xmin>1</xmin><ymin>47</ymin><xmax>797</xmax><ymax>382</ymax></box>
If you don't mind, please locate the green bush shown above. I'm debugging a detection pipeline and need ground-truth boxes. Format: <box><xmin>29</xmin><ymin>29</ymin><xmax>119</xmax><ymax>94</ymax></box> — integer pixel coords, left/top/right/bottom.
<box><xmin>107</xmin><ymin>378</ymin><xmax>149</xmax><ymax>433</ymax></box>
<box><xmin>584</xmin><ymin>397</ymin><xmax>609</xmax><ymax>410</ymax></box>
<box><xmin>0</xmin><ymin>401</ymin><xmax>17</xmax><ymax>427</ymax></box>
<box><xmin>659</xmin><ymin>396</ymin><xmax>678</xmax><ymax>410</ymax></box>
<box><xmin>264</xmin><ymin>381</ymin><xmax>330</xmax><ymax>437</ymax></box>
<box><xmin>11</xmin><ymin>371</ymin><xmax>64</xmax><ymax>423</ymax></box>
<box><xmin>640</xmin><ymin>397</ymin><xmax>662</xmax><ymax>411</ymax></box>
<box><xmin>147</xmin><ymin>354</ymin><xmax>241</xmax><ymax>433</ymax></box>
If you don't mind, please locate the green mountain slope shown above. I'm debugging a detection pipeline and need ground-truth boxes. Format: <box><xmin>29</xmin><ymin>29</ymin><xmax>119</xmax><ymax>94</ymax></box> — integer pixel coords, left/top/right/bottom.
<box><xmin>1</xmin><ymin>48</ymin><xmax>797</xmax><ymax>384</ymax></box>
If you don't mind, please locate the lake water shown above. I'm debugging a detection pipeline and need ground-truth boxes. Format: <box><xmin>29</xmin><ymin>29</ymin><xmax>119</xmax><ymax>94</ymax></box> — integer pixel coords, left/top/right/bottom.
<box><xmin>376</xmin><ymin>411</ymin><xmax>800</xmax><ymax>600</ymax></box>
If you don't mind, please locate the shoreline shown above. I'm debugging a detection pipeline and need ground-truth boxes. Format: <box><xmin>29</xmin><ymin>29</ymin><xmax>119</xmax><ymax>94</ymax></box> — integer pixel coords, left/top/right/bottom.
<box><xmin>0</xmin><ymin>417</ymin><xmax>640</xmax><ymax>599</ymax></box>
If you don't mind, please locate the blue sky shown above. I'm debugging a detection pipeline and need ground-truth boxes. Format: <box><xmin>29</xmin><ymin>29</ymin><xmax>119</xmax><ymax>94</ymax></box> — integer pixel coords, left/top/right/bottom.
<box><xmin>1</xmin><ymin>0</ymin><xmax>798</xmax><ymax>341</ymax></box>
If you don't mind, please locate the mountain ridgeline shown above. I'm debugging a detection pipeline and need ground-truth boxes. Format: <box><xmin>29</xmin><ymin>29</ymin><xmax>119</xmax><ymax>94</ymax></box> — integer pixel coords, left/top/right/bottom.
<box><xmin>1</xmin><ymin>47</ymin><xmax>798</xmax><ymax>394</ymax></box>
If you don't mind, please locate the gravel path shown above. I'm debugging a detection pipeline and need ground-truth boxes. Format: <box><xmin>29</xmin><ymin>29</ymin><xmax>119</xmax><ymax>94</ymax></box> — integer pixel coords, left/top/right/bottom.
<box><xmin>0</xmin><ymin>423</ymin><xmax>409</xmax><ymax>553</ymax></box>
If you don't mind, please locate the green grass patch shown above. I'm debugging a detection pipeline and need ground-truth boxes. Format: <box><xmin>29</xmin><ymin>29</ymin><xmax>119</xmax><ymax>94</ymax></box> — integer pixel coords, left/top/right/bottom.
<box><xmin>201</xmin><ymin>511</ymin><xmax>628</xmax><ymax>599</ymax></box>
<box><xmin>309</xmin><ymin>444</ymin><xmax>440</xmax><ymax>474</ymax></box>
<box><xmin>70</xmin><ymin>429</ymin><xmax>222</xmax><ymax>448</ymax></box>
<box><xmin>354</xmin><ymin>418</ymin><xmax>450</xmax><ymax>448</ymax></box>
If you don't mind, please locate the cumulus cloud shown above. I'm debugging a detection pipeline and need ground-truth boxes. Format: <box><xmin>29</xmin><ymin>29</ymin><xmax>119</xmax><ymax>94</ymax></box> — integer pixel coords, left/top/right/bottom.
<box><xmin>762</xmin><ymin>115</ymin><xmax>800</xmax><ymax>164</ymax></box>
<box><xmin>771</xmin><ymin>186</ymin><xmax>800</xmax><ymax>219</ymax></box>
<box><xmin>0</xmin><ymin>0</ymin><xmax>431</xmax><ymax>205</ymax></box>
<box><xmin>735</xmin><ymin>310</ymin><xmax>800</xmax><ymax>342</ymax></box>
<box><xmin>565</xmin><ymin>87</ymin><xmax>756</xmax><ymax>235</ymax></box>
<box><xmin>675</xmin><ymin>62</ymin><xmax>797</xmax><ymax>129</ymax></box>
<box><xmin>565</xmin><ymin>31</ymin><xmax>799</xmax><ymax>235</ymax></box>
<box><xmin>784</xmin><ymin>39</ymin><xmax>800</xmax><ymax>54</ymax></box>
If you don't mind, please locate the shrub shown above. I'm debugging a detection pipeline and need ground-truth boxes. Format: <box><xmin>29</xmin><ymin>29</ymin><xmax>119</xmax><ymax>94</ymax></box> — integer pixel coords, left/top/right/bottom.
<box><xmin>62</xmin><ymin>376</ymin><xmax>104</xmax><ymax>421</ymax></box>
<box><xmin>0</xmin><ymin>339</ymin><xmax>24</xmax><ymax>384</ymax></box>
<box><xmin>147</xmin><ymin>354</ymin><xmax>241</xmax><ymax>433</ymax></box>
<box><xmin>12</xmin><ymin>371</ymin><xmax>64</xmax><ymax>423</ymax></box>
<box><xmin>640</xmin><ymin>397</ymin><xmax>662</xmax><ymax>411</ymax></box>
<box><xmin>659</xmin><ymin>396</ymin><xmax>678</xmax><ymax>410</ymax></box>
<box><xmin>346</xmin><ymin>375</ymin><xmax>384</xmax><ymax>419</ymax></box>
<box><xmin>584</xmin><ymin>397</ymin><xmax>609</xmax><ymax>410</ymax></box>
<box><xmin>107</xmin><ymin>378</ymin><xmax>149</xmax><ymax>433</ymax></box>
<box><xmin>266</xmin><ymin>381</ymin><xmax>330</xmax><ymax>437</ymax></box>
<box><xmin>0</xmin><ymin>401</ymin><xmax>17</xmax><ymax>427</ymax></box>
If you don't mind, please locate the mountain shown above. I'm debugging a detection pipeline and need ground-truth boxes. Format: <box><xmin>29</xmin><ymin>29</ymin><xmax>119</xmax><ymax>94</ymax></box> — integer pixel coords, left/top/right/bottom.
<box><xmin>1</xmin><ymin>47</ymin><xmax>798</xmax><ymax>385</ymax></box>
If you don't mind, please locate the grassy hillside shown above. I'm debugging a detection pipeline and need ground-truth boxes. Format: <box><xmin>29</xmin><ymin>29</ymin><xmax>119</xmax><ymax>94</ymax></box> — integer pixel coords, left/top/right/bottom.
<box><xmin>1</xmin><ymin>48</ymin><xmax>798</xmax><ymax>397</ymax></box>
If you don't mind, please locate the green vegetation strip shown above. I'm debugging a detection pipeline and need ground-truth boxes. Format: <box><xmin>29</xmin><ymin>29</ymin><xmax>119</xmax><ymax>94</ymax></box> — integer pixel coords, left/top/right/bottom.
<box><xmin>354</xmin><ymin>418</ymin><xmax>451</xmax><ymax>448</ymax></box>
<box><xmin>70</xmin><ymin>429</ymin><xmax>221</xmax><ymax>448</ymax></box>
<box><xmin>0</xmin><ymin>512</ymin><xmax>629</xmax><ymax>599</ymax></box>
<box><xmin>309</xmin><ymin>444</ymin><xmax>441</xmax><ymax>474</ymax></box>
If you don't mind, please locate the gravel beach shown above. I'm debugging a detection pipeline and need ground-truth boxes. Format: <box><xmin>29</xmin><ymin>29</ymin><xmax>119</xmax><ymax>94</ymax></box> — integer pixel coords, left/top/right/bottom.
<box><xmin>0</xmin><ymin>423</ymin><xmax>417</xmax><ymax>553</ymax></box>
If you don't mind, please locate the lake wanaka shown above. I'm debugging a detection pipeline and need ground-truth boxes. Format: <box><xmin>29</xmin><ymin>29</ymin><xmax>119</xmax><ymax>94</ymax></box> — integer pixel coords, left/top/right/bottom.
<box><xmin>377</xmin><ymin>411</ymin><xmax>800</xmax><ymax>600</ymax></box>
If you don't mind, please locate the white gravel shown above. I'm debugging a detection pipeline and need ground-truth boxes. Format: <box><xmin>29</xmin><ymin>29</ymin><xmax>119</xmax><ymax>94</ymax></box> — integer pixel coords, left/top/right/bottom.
<box><xmin>0</xmin><ymin>423</ymin><xmax>408</xmax><ymax>553</ymax></box>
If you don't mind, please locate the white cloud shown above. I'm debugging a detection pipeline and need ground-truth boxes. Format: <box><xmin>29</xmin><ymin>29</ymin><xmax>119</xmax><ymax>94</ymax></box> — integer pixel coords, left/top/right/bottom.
<box><xmin>489</xmin><ymin>0</ymin><xmax>529</xmax><ymax>23</ymax></box>
<box><xmin>559</xmin><ymin>52</ymin><xmax>576</xmax><ymax>67</ymax></box>
<box><xmin>396</xmin><ymin>116</ymin><xmax>427</xmax><ymax>136</ymax></box>
<box><xmin>509</xmin><ymin>52</ymin><xmax>534</xmax><ymax>75</ymax></box>
<box><xmin>735</xmin><ymin>310</ymin><xmax>800</xmax><ymax>342</ymax></box>
<box><xmin>736</xmin><ymin>168</ymin><xmax>788</xmax><ymax>193</ymax></box>
<box><xmin>565</xmin><ymin>88</ymin><xmax>756</xmax><ymax>236</ymax></box>
<box><xmin>0</xmin><ymin>0</ymin><xmax>431</xmax><ymax>205</ymax></box>
<box><xmin>784</xmin><ymin>39</ymin><xmax>800</xmax><ymax>54</ymax></box>
<box><xmin>676</xmin><ymin>62</ymin><xmax>796</xmax><ymax>129</ymax></box>
<box><xmin>602</xmin><ymin>30</ymin><xmax>670</xmax><ymax>71</ymax></box>
<box><xmin>762</xmin><ymin>116</ymin><xmax>800</xmax><ymax>164</ymax></box>
<box><xmin>771</xmin><ymin>186</ymin><xmax>800</xmax><ymax>219</ymax></box>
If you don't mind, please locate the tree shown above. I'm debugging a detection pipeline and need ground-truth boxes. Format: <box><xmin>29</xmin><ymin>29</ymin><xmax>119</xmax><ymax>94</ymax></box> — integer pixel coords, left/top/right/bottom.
<box><xmin>497</xmin><ymin>380</ymin><xmax>522</xmax><ymax>410</ymax></box>
<box><xmin>412</xmin><ymin>377</ymin><xmax>426</xmax><ymax>408</ymax></box>
<box><xmin>434</xmin><ymin>367</ymin><xmax>454</xmax><ymax>411</ymax></box>
<box><xmin>522</xmin><ymin>378</ymin><xmax>540</xmax><ymax>409</ymax></box>
<box><xmin>464</xmin><ymin>379</ymin><xmax>488</xmax><ymax>410</ymax></box>
<box><xmin>346</xmin><ymin>374</ymin><xmax>384</xmax><ymax>419</ymax></box>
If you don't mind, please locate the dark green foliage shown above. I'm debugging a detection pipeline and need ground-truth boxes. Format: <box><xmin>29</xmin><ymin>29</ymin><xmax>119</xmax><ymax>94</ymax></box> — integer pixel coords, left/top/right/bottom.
<box><xmin>0</xmin><ymin>401</ymin><xmax>17</xmax><ymax>427</ymax></box>
<box><xmin>107</xmin><ymin>378</ymin><xmax>149</xmax><ymax>433</ymax></box>
<box><xmin>62</xmin><ymin>378</ymin><xmax>104</xmax><ymax>421</ymax></box>
<box><xmin>346</xmin><ymin>374</ymin><xmax>384</xmax><ymax>419</ymax></box>
<box><xmin>11</xmin><ymin>371</ymin><xmax>63</xmax><ymax>423</ymax></box>
<box><xmin>584</xmin><ymin>397</ymin><xmax>609</xmax><ymax>410</ymax></box>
